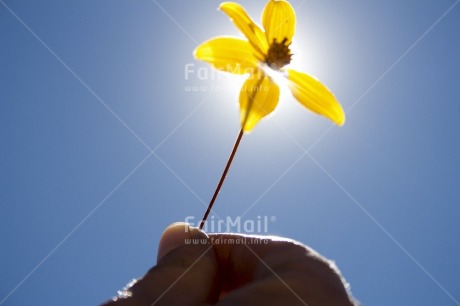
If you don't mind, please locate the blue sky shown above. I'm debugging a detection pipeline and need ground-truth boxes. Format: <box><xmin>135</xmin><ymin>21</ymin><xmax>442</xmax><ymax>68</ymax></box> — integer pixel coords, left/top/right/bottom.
<box><xmin>1</xmin><ymin>0</ymin><xmax>459</xmax><ymax>305</ymax></box>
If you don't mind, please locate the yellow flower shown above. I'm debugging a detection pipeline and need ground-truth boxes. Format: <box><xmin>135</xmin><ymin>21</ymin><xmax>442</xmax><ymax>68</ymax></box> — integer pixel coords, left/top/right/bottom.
<box><xmin>194</xmin><ymin>0</ymin><xmax>345</xmax><ymax>132</ymax></box>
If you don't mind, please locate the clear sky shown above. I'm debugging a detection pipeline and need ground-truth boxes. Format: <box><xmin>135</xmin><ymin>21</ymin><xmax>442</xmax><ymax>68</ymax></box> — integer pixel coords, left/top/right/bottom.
<box><xmin>1</xmin><ymin>0</ymin><xmax>459</xmax><ymax>305</ymax></box>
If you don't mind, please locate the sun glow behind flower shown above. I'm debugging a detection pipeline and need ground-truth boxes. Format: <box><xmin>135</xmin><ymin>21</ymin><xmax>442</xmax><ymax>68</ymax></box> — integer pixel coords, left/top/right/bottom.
<box><xmin>195</xmin><ymin>0</ymin><xmax>345</xmax><ymax>133</ymax></box>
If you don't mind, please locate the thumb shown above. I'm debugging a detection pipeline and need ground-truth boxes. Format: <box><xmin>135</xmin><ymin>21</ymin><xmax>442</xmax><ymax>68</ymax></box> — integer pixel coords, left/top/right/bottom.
<box><xmin>157</xmin><ymin>222</ymin><xmax>197</xmax><ymax>262</ymax></box>
<box><xmin>103</xmin><ymin>222</ymin><xmax>219</xmax><ymax>306</ymax></box>
<box><xmin>149</xmin><ymin>222</ymin><xmax>219</xmax><ymax>305</ymax></box>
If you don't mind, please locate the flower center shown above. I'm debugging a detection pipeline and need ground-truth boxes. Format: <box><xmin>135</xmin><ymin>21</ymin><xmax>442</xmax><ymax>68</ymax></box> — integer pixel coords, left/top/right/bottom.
<box><xmin>266</xmin><ymin>38</ymin><xmax>292</xmax><ymax>70</ymax></box>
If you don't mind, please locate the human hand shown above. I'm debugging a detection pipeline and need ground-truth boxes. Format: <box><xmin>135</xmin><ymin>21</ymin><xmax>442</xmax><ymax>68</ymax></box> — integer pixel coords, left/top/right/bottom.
<box><xmin>102</xmin><ymin>222</ymin><xmax>358</xmax><ymax>305</ymax></box>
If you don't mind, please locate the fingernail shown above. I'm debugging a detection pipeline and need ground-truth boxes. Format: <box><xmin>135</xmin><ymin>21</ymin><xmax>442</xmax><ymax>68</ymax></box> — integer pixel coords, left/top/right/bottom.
<box><xmin>157</xmin><ymin>222</ymin><xmax>206</xmax><ymax>263</ymax></box>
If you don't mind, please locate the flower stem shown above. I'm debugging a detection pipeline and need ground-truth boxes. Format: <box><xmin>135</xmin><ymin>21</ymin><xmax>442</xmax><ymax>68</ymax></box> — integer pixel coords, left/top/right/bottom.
<box><xmin>199</xmin><ymin>128</ymin><xmax>244</xmax><ymax>229</ymax></box>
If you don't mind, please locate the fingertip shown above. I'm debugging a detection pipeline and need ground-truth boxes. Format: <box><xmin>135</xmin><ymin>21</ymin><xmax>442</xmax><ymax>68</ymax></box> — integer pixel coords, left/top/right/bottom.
<box><xmin>157</xmin><ymin>222</ymin><xmax>190</xmax><ymax>262</ymax></box>
<box><xmin>157</xmin><ymin>222</ymin><xmax>207</xmax><ymax>263</ymax></box>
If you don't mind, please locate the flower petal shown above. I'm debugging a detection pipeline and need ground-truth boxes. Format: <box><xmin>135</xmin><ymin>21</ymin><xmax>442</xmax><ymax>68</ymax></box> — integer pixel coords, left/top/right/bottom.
<box><xmin>219</xmin><ymin>2</ymin><xmax>269</xmax><ymax>60</ymax></box>
<box><xmin>286</xmin><ymin>69</ymin><xmax>345</xmax><ymax>126</ymax></box>
<box><xmin>194</xmin><ymin>37</ymin><xmax>259</xmax><ymax>74</ymax></box>
<box><xmin>262</xmin><ymin>0</ymin><xmax>296</xmax><ymax>45</ymax></box>
<box><xmin>239</xmin><ymin>72</ymin><xmax>280</xmax><ymax>132</ymax></box>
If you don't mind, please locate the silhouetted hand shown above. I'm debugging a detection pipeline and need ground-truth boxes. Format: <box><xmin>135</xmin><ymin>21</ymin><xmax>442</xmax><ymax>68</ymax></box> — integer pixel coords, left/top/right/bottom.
<box><xmin>102</xmin><ymin>222</ymin><xmax>358</xmax><ymax>305</ymax></box>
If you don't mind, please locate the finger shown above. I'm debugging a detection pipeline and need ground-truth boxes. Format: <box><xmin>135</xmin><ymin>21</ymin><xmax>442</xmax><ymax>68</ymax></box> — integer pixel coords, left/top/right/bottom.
<box><xmin>208</xmin><ymin>233</ymin><xmax>355</xmax><ymax>306</ymax></box>
<box><xmin>102</xmin><ymin>223</ymin><xmax>219</xmax><ymax>306</ymax></box>
<box><xmin>156</xmin><ymin>222</ymin><xmax>197</xmax><ymax>262</ymax></box>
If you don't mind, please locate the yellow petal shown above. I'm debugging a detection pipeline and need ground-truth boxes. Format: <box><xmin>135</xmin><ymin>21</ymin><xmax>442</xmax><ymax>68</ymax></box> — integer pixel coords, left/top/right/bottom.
<box><xmin>219</xmin><ymin>2</ymin><xmax>269</xmax><ymax>61</ymax></box>
<box><xmin>239</xmin><ymin>72</ymin><xmax>280</xmax><ymax>132</ymax></box>
<box><xmin>286</xmin><ymin>69</ymin><xmax>345</xmax><ymax>126</ymax></box>
<box><xmin>194</xmin><ymin>37</ymin><xmax>259</xmax><ymax>74</ymax></box>
<box><xmin>262</xmin><ymin>0</ymin><xmax>296</xmax><ymax>45</ymax></box>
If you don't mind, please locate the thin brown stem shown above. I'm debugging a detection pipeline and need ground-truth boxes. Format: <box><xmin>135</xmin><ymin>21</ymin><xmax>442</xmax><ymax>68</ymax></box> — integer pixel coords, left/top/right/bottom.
<box><xmin>199</xmin><ymin>74</ymin><xmax>264</xmax><ymax>229</ymax></box>
<box><xmin>199</xmin><ymin>128</ymin><xmax>244</xmax><ymax>229</ymax></box>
